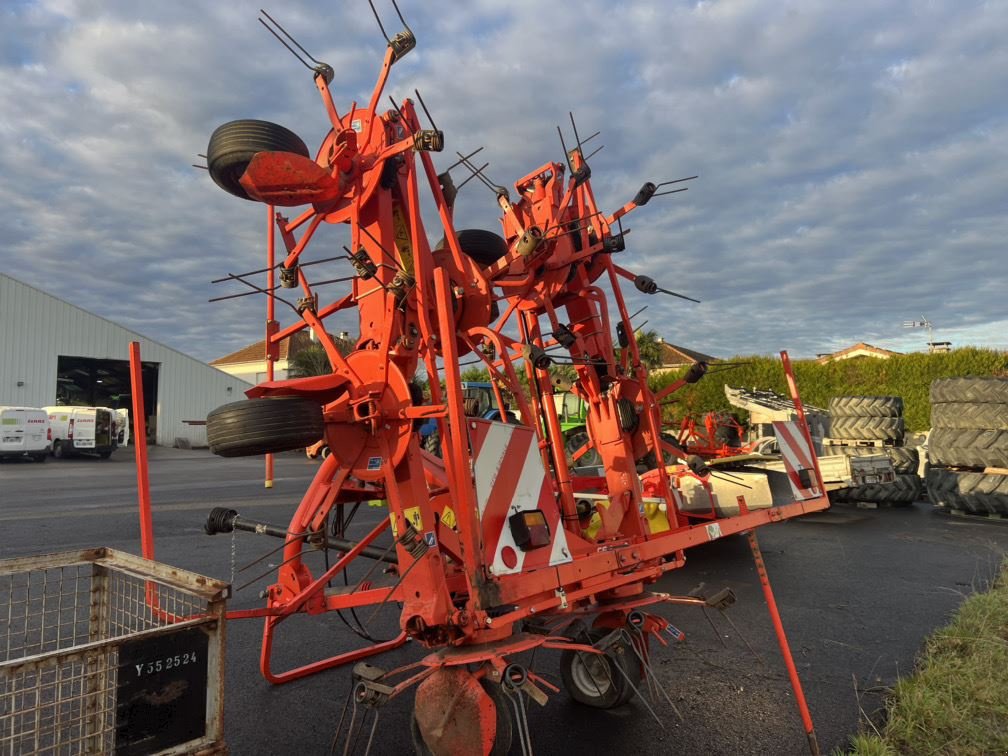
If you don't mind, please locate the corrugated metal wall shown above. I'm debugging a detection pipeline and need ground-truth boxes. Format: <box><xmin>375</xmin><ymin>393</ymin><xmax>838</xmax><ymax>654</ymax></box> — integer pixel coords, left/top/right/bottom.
<box><xmin>0</xmin><ymin>274</ymin><xmax>252</xmax><ymax>446</ymax></box>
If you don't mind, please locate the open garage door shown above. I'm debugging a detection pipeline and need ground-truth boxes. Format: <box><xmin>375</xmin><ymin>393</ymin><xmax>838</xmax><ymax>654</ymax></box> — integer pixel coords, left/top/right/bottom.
<box><xmin>55</xmin><ymin>356</ymin><xmax>160</xmax><ymax>443</ymax></box>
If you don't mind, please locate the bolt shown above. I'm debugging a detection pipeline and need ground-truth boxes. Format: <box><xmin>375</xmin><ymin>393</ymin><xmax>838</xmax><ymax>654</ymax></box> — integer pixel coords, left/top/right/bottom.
<box><xmin>485</xmin><ymin>617</ymin><xmax>493</xmax><ymax>626</ymax></box>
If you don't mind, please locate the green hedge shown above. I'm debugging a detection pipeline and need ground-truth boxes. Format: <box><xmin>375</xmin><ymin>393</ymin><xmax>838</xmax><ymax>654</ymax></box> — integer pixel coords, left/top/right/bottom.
<box><xmin>649</xmin><ymin>348</ymin><xmax>1008</xmax><ymax>432</ymax></box>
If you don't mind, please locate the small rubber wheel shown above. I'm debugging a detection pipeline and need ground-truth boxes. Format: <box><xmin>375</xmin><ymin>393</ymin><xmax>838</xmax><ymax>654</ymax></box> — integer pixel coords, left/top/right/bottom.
<box><xmin>206</xmin><ymin>397</ymin><xmax>324</xmax><ymax>457</ymax></box>
<box><xmin>560</xmin><ymin>629</ymin><xmax>642</xmax><ymax>708</ymax></box>
<box><xmin>436</xmin><ymin>229</ymin><xmax>509</xmax><ymax>267</ymax></box>
<box><xmin>52</xmin><ymin>441</ymin><xmax>64</xmax><ymax>459</ymax></box>
<box><xmin>206</xmin><ymin>119</ymin><xmax>310</xmax><ymax>200</ymax></box>
<box><xmin>411</xmin><ymin>679</ymin><xmax>513</xmax><ymax>756</ymax></box>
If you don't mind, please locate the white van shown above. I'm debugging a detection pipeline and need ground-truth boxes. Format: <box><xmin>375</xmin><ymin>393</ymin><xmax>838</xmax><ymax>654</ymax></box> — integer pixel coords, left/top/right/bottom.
<box><xmin>0</xmin><ymin>406</ymin><xmax>50</xmax><ymax>462</ymax></box>
<box><xmin>44</xmin><ymin>406</ymin><xmax>117</xmax><ymax>459</ymax></box>
<box><xmin>114</xmin><ymin>408</ymin><xmax>130</xmax><ymax>446</ymax></box>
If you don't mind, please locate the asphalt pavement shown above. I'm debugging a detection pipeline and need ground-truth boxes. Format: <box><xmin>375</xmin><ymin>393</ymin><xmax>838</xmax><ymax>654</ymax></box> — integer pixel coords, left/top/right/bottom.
<box><xmin>2</xmin><ymin>448</ymin><xmax>1007</xmax><ymax>755</ymax></box>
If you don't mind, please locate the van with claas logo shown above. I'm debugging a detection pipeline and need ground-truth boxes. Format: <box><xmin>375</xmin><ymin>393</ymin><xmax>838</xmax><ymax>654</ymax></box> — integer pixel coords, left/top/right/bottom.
<box><xmin>0</xmin><ymin>406</ymin><xmax>51</xmax><ymax>462</ymax></box>
<box><xmin>44</xmin><ymin>406</ymin><xmax>117</xmax><ymax>459</ymax></box>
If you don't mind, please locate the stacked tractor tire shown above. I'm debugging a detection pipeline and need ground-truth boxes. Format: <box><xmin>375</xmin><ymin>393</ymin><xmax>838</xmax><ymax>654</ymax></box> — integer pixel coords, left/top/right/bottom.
<box><xmin>926</xmin><ymin>377</ymin><xmax>1008</xmax><ymax>517</ymax></box>
<box><xmin>826</xmin><ymin>396</ymin><xmax>922</xmax><ymax>506</ymax></box>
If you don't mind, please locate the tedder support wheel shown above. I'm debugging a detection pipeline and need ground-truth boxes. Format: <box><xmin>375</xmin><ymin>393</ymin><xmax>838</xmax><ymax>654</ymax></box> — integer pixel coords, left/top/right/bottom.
<box><xmin>412</xmin><ymin>673</ymin><xmax>512</xmax><ymax>756</ymax></box>
<box><xmin>206</xmin><ymin>397</ymin><xmax>324</xmax><ymax>457</ymax></box>
<box><xmin>560</xmin><ymin>629</ymin><xmax>642</xmax><ymax>709</ymax></box>
<box><xmin>206</xmin><ymin>119</ymin><xmax>310</xmax><ymax>200</ymax></box>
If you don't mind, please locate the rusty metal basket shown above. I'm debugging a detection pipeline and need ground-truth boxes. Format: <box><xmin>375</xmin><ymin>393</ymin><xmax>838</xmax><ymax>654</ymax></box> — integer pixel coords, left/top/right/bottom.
<box><xmin>0</xmin><ymin>548</ymin><xmax>229</xmax><ymax>755</ymax></box>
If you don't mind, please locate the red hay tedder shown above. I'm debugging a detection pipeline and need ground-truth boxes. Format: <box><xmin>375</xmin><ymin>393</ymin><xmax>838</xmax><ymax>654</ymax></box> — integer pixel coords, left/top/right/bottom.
<box><xmin>198</xmin><ymin>5</ymin><xmax>828</xmax><ymax>754</ymax></box>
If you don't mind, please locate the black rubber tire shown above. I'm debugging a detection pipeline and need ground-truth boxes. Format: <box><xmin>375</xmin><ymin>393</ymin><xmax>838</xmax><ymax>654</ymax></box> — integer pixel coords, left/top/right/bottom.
<box><xmin>828</xmin><ymin>396</ymin><xmax>904</xmax><ymax>418</ymax></box>
<box><xmin>411</xmin><ymin>679</ymin><xmax>512</xmax><ymax>756</ymax></box>
<box><xmin>830</xmin><ymin>416</ymin><xmax>905</xmax><ymax>442</ymax></box>
<box><xmin>931</xmin><ymin>402</ymin><xmax>1008</xmax><ymax>430</ymax></box>
<box><xmin>207</xmin><ymin>397</ymin><xmax>324</xmax><ymax>457</ymax></box>
<box><xmin>927</xmin><ymin>428</ymin><xmax>1008</xmax><ymax>469</ymax></box>
<box><xmin>436</xmin><ymin>229</ymin><xmax>508</xmax><ymax>267</ymax></box>
<box><xmin>930</xmin><ymin>377</ymin><xmax>1008</xmax><ymax>404</ymax></box>
<box><xmin>638</xmin><ymin>432</ymin><xmax>683</xmax><ymax>470</ymax></box>
<box><xmin>422</xmin><ymin>427</ymin><xmax>443</xmax><ymax>458</ymax></box>
<box><xmin>52</xmin><ymin>440</ymin><xmax>65</xmax><ymax>459</ymax></box>
<box><xmin>927</xmin><ymin>468</ymin><xmax>1008</xmax><ymax>516</ymax></box>
<box><xmin>711</xmin><ymin>413</ymin><xmax>741</xmax><ymax>447</ymax></box>
<box><xmin>835</xmin><ymin>445</ymin><xmax>919</xmax><ymax>475</ymax></box>
<box><xmin>837</xmin><ymin>473</ymin><xmax>922</xmax><ymax>506</ymax></box>
<box><xmin>206</xmin><ymin>119</ymin><xmax>310</xmax><ymax>200</ymax></box>
<box><xmin>565</xmin><ymin>427</ymin><xmax>601</xmax><ymax>468</ymax></box>
<box><xmin>560</xmin><ymin>629</ymin><xmax>641</xmax><ymax>709</ymax></box>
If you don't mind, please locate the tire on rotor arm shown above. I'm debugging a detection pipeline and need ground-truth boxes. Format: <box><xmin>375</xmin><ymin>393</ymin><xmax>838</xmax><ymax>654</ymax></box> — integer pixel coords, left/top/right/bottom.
<box><xmin>930</xmin><ymin>377</ymin><xmax>1008</xmax><ymax>404</ymax></box>
<box><xmin>638</xmin><ymin>432</ymin><xmax>683</xmax><ymax>470</ymax></box>
<box><xmin>206</xmin><ymin>397</ymin><xmax>324</xmax><ymax>457</ymax></box>
<box><xmin>435</xmin><ymin>229</ymin><xmax>509</xmax><ymax>267</ymax></box>
<box><xmin>560</xmin><ymin>628</ymin><xmax>642</xmax><ymax>709</ymax></box>
<box><xmin>927</xmin><ymin>468</ymin><xmax>1008</xmax><ymax>516</ymax></box>
<box><xmin>927</xmin><ymin>428</ymin><xmax>1008</xmax><ymax>469</ymax></box>
<box><xmin>828</xmin><ymin>395</ymin><xmax>904</xmax><ymax>418</ymax></box>
<box><xmin>411</xmin><ymin>679</ymin><xmax>513</xmax><ymax>756</ymax></box>
<box><xmin>838</xmin><ymin>473</ymin><xmax>923</xmax><ymax>506</ymax></box>
<box><xmin>931</xmin><ymin>402</ymin><xmax>1008</xmax><ymax>431</ymax></box>
<box><xmin>829</xmin><ymin>416</ymin><xmax>905</xmax><ymax>443</ymax></box>
<box><xmin>206</xmin><ymin>119</ymin><xmax>310</xmax><ymax>200</ymax></box>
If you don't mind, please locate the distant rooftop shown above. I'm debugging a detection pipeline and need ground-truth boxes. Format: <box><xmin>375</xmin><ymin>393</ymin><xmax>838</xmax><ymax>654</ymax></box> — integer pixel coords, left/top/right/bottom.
<box><xmin>816</xmin><ymin>342</ymin><xmax>901</xmax><ymax>364</ymax></box>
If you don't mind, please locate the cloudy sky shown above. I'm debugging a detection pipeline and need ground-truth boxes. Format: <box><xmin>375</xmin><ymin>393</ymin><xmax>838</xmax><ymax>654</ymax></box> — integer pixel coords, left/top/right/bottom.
<box><xmin>2</xmin><ymin>0</ymin><xmax>1005</xmax><ymax>363</ymax></box>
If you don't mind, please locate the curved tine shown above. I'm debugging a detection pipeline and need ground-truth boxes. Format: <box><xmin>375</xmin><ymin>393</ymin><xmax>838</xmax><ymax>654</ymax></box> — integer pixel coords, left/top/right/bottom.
<box><xmin>258</xmin><ymin>17</ymin><xmax>313</xmax><ymax>70</ymax></box>
<box><xmin>260</xmin><ymin>9</ymin><xmax>322</xmax><ymax>63</ymax></box>
<box><xmin>367</xmin><ymin>0</ymin><xmax>391</xmax><ymax>43</ymax></box>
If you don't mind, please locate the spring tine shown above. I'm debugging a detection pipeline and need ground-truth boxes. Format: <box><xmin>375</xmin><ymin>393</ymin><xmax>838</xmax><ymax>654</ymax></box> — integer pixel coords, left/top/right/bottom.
<box><xmin>444</xmin><ymin>146</ymin><xmax>484</xmax><ymax>173</ymax></box>
<box><xmin>414</xmin><ymin>89</ymin><xmax>438</xmax><ymax>131</ymax></box>
<box><xmin>653</xmin><ymin>187</ymin><xmax>689</xmax><ymax>197</ymax></box>
<box><xmin>260</xmin><ymin>9</ymin><xmax>322</xmax><ymax>63</ymax></box>
<box><xmin>456</xmin><ymin>163</ymin><xmax>489</xmax><ymax>191</ymax></box>
<box><xmin>390</xmin><ymin>0</ymin><xmax>411</xmax><ymax>31</ymax></box>
<box><xmin>655</xmin><ymin>175</ymin><xmax>698</xmax><ymax>188</ymax></box>
<box><xmin>702</xmin><ymin>606</ymin><xmax>728</xmax><ymax>647</ymax></box>
<box><xmin>656</xmin><ymin>286</ymin><xmax>701</xmax><ymax>303</ymax></box>
<box><xmin>367</xmin><ymin>0</ymin><xmax>392</xmax><ymax>43</ymax></box>
<box><xmin>569</xmin><ymin>112</ymin><xmax>582</xmax><ymax>153</ymax></box>
<box><xmin>584</xmin><ymin>144</ymin><xmax>604</xmax><ymax>161</ymax></box>
<box><xmin>258</xmin><ymin>17</ymin><xmax>313</xmax><ymax>70</ymax></box>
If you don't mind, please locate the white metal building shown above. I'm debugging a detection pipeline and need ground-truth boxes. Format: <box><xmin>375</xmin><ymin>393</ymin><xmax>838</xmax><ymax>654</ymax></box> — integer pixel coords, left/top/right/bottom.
<box><xmin>0</xmin><ymin>273</ymin><xmax>251</xmax><ymax>447</ymax></box>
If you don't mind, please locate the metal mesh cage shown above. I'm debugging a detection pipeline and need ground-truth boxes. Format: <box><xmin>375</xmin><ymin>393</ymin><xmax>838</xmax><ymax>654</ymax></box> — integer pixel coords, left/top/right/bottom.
<box><xmin>0</xmin><ymin>548</ymin><xmax>228</xmax><ymax>755</ymax></box>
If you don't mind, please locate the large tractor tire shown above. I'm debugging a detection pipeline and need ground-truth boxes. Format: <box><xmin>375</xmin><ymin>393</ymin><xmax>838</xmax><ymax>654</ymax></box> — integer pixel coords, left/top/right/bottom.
<box><xmin>206</xmin><ymin>119</ymin><xmax>310</xmax><ymax>200</ymax></box>
<box><xmin>835</xmin><ymin>473</ymin><xmax>922</xmax><ymax>506</ymax></box>
<box><xmin>207</xmin><ymin>397</ymin><xmax>324</xmax><ymax>457</ymax></box>
<box><xmin>927</xmin><ymin>468</ymin><xmax>1008</xmax><ymax>516</ymax></box>
<box><xmin>836</xmin><ymin>445</ymin><xmax>920</xmax><ymax>475</ymax></box>
<box><xmin>927</xmin><ymin>428</ymin><xmax>1008</xmax><ymax>469</ymax></box>
<box><xmin>830</xmin><ymin>416</ymin><xmax>905</xmax><ymax>443</ymax></box>
<box><xmin>930</xmin><ymin>377</ymin><xmax>1008</xmax><ymax>404</ymax></box>
<box><xmin>828</xmin><ymin>396</ymin><xmax>904</xmax><ymax>418</ymax></box>
<box><xmin>931</xmin><ymin>402</ymin><xmax>1008</xmax><ymax>431</ymax></box>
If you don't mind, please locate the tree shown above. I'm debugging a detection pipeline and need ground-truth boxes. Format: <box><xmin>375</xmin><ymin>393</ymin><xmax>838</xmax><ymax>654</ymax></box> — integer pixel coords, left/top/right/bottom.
<box><xmin>632</xmin><ymin>329</ymin><xmax>665</xmax><ymax>370</ymax></box>
<box><xmin>287</xmin><ymin>342</ymin><xmax>332</xmax><ymax>378</ymax></box>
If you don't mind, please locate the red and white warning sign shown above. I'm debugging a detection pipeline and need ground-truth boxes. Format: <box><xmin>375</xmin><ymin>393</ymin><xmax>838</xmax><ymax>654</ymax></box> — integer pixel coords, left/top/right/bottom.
<box><xmin>772</xmin><ymin>420</ymin><xmax>822</xmax><ymax>500</ymax></box>
<box><xmin>469</xmin><ymin>419</ymin><xmax>572</xmax><ymax>576</ymax></box>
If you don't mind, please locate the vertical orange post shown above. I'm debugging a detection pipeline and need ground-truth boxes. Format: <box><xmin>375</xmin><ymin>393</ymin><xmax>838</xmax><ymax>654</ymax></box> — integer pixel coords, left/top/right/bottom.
<box><xmin>129</xmin><ymin>341</ymin><xmax>155</xmax><ymax>560</ymax></box>
<box><xmin>747</xmin><ymin>529</ymin><xmax>820</xmax><ymax>755</ymax></box>
<box><xmin>265</xmin><ymin>203</ymin><xmax>276</xmax><ymax>488</ymax></box>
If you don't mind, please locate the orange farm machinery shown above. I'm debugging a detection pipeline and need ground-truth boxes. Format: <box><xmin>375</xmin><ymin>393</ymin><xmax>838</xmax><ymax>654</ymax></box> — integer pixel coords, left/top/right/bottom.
<box><xmin>200</xmin><ymin>6</ymin><xmax>828</xmax><ymax>755</ymax></box>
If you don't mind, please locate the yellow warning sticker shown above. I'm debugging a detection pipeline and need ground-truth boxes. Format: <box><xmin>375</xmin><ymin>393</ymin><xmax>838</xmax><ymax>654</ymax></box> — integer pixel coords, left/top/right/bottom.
<box><xmin>391</xmin><ymin>206</ymin><xmax>415</xmax><ymax>276</ymax></box>
<box><xmin>440</xmin><ymin>506</ymin><xmax>457</xmax><ymax>530</ymax></box>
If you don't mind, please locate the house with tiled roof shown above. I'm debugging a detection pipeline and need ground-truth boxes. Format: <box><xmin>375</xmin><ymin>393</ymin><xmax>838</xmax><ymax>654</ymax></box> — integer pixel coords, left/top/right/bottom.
<box><xmin>815</xmin><ymin>342</ymin><xmax>901</xmax><ymax>364</ymax></box>
<box><xmin>651</xmin><ymin>338</ymin><xmax>717</xmax><ymax>375</ymax></box>
<box><xmin>210</xmin><ymin>331</ymin><xmax>353</xmax><ymax>384</ymax></box>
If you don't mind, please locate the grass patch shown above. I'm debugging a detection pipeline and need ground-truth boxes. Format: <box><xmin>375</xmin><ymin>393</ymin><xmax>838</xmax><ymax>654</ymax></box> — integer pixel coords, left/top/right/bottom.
<box><xmin>848</xmin><ymin>557</ymin><xmax>1008</xmax><ymax>755</ymax></box>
